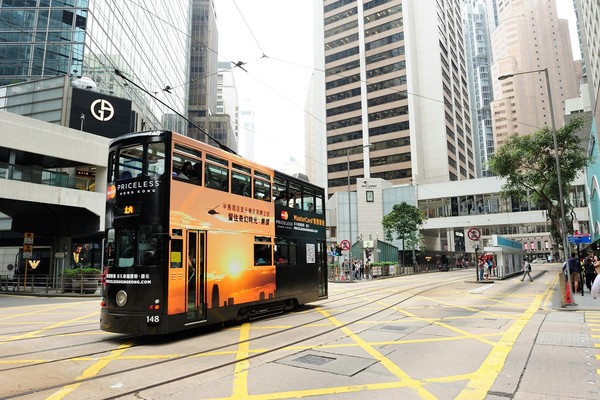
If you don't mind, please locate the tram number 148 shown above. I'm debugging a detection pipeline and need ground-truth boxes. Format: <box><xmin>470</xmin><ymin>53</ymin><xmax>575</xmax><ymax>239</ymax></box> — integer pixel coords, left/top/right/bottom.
<box><xmin>146</xmin><ymin>315</ymin><xmax>160</xmax><ymax>324</ymax></box>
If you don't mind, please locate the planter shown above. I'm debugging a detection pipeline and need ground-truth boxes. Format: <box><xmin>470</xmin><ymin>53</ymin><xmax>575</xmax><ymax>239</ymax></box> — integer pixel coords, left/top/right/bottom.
<box><xmin>75</xmin><ymin>277</ymin><xmax>99</xmax><ymax>294</ymax></box>
<box><xmin>72</xmin><ymin>277</ymin><xmax>99</xmax><ymax>294</ymax></box>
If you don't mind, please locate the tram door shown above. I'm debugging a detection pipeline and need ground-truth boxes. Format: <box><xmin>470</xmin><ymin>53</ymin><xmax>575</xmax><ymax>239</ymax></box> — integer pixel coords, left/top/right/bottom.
<box><xmin>186</xmin><ymin>230</ymin><xmax>206</xmax><ymax>321</ymax></box>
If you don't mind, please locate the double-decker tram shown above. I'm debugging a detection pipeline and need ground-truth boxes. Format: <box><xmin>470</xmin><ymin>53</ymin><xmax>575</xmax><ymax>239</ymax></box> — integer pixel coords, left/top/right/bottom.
<box><xmin>100</xmin><ymin>131</ymin><xmax>328</xmax><ymax>334</ymax></box>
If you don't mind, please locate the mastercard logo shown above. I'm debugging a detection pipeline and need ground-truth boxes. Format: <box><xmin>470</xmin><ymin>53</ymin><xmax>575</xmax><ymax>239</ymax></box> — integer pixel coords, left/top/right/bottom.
<box><xmin>107</xmin><ymin>184</ymin><xmax>116</xmax><ymax>200</ymax></box>
<box><xmin>280</xmin><ymin>210</ymin><xmax>288</xmax><ymax>220</ymax></box>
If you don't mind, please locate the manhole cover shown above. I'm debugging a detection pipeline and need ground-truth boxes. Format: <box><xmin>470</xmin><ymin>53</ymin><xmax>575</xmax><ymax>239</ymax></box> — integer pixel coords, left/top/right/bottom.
<box><xmin>294</xmin><ymin>354</ymin><xmax>336</xmax><ymax>366</ymax></box>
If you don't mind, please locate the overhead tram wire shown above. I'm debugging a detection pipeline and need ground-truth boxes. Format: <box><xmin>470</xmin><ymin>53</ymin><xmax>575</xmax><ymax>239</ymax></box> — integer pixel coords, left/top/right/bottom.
<box><xmin>114</xmin><ymin>69</ymin><xmax>236</xmax><ymax>155</ymax></box>
<box><xmin>126</xmin><ymin>0</ymin><xmax>549</xmax><ymax>174</ymax></box>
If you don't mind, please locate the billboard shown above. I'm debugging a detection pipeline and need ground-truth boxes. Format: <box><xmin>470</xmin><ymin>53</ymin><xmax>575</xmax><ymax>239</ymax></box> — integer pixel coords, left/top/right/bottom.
<box><xmin>69</xmin><ymin>88</ymin><xmax>132</xmax><ymax>137</ymax></box>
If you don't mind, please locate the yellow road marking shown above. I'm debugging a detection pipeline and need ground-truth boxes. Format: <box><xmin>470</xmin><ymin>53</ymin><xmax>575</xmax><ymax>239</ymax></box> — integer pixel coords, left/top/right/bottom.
<box><xmin>316</xmin><ymin>307</ymin><xmax>437</xmax><ymax>399</ymax></box>
<box><xmin>230</xmin><ymin>322</ymin><xmax>251</xmax><ymax>399</ymax></box>
<box><xmin>455</xmin><ymin>294</ymin><xmax>543</xmax><ymax>399</ymax></box>
<box><xmin>0</xmin><ymin>311</ymin><xmax>99</xmax><ymax>344</ymax></box>
<box><xmin>45</xmin><ymin>342</ymin><xmax>133</xmax><ymax>400</ymax></box>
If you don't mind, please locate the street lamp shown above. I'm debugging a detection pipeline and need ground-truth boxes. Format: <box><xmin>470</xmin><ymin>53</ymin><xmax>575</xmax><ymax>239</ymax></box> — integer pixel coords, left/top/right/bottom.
<box><xmin>497</xmin><ymin>68</ymin><xmax>570</xmax><ymax>264</ymax></box>
<box><xmin>346</xmin><ymin>144</ymin><xmax>373</xmax><ymax>282</ymax></box>
<box><xmin>347</xmin><ymin>148</ymin><xmax>353</xmax><ymax>282</ymax></box>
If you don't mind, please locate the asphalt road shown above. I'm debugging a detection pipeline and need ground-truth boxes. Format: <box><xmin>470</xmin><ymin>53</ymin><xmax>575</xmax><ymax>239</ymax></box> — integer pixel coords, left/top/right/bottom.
<box><xmin>0</xmin><ymin>265</ymin><xmax>598</xmax><ymax>400</ymax></box>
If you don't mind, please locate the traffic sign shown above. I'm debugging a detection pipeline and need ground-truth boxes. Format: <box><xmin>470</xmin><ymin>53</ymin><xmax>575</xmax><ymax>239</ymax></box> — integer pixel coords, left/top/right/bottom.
<box><xmin>567</xmin><ymin>234</ymin><xmax>592</xmax><ymax>244</ymax></box>
<box><xmin>23</xmin><ymin>232</ymin><xmax>34</xmax><ymax>245</ymax></box>
<box><xmin>340</xmin><ymin>239</ymin><xmax>351</xmax><ymax>250</ymax></box>
<box><xmin>467</xmin><ymin>228</ymin><xmax>481</xmax><ymax>241</ymax></box>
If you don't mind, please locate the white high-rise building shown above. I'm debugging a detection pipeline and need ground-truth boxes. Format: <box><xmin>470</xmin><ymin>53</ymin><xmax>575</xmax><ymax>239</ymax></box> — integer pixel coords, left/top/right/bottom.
<box><xmin>463</xmin><ymin>0</ymin><xmax>495</xmax><ymax>177</ymax></box>
<box><xmin>323</xmin><ymin>0</ymin><xmax>475</xmax><ymax>197</ymax></box>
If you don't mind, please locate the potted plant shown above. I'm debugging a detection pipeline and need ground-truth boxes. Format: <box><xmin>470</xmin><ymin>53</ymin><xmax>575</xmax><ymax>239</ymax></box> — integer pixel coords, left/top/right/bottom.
<box><xmin>64</xmin><ymin>267</ymin><xmax>101</xmax><ymax>294</ymax></box>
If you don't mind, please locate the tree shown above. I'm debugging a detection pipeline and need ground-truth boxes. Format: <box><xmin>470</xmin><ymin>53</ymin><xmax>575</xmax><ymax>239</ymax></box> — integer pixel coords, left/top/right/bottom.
<box><xmin>488</xmin><ymin>117</ymin><xmax>590</xmax><ymax>255</ymax></box>
<box><xmin>382</xmin><ymin>202</ymin><xmax>425</xmax><ymax>265</ymax></box>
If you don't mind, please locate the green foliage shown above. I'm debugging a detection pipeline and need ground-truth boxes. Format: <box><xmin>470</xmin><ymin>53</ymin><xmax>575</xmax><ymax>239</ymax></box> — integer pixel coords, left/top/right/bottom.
<box><xmin>63</xmin><ymin>267</ymin><xmax>101</xmax><ymax>278</ymax></box>
<box><xmin>488</xmin><ymin>117</ymin><xmax>590</xmax><ymax>244</ymax></box>
<box><xmin>381</xmin><ymin>202</ymin><xmax>424</xmax><ymax>242</ymax></box>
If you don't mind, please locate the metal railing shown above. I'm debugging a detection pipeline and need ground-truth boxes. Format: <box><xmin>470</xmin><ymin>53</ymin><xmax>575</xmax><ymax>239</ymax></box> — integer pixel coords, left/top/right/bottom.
<box><xmin>0</xmin><ymin>274</ymin><xmax>100</xmax><ymax>295</ymax></box>
<box><xmin>0</xmin><ymin>161</ymin><xmax>94</xmax><ymax>191</ymax></box>
<box><xmin>327</xmin><ymin>263</ymin><xmax>458</xmax><ymax>282</ymax></box>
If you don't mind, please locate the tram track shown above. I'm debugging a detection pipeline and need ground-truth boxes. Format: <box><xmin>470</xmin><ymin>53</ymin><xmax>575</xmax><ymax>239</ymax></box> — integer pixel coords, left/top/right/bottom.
<box><xmin>1</xmin><ymin>271</ymin><xmax>478</xmax><ymax>399</ymax></box>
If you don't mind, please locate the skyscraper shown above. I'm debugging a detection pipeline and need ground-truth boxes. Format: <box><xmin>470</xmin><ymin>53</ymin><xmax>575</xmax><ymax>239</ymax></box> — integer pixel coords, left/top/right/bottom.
<box><xmin>462</xmin><ymin>0</ymin><xmax>495</xmax><ymax>177</ymax></box>
<box><xmin>490</xmin><ymin>0</ymin><xmax>580</xmax><ymax>146</ymax></box>
<box><xmin>0</xmin><ymin>0</ymin><xmax>191</xmax><ymax>130</ymax></box>
<box><xmin>323</xmin><ymin>0</ymin><xmax>474</xmax><ymax>195</ymax></box>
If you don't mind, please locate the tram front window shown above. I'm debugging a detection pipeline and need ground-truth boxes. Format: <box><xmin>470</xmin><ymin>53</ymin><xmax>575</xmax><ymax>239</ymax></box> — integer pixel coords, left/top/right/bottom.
<box><xmin>116</xmin><ymin>228</ymin><xmax>136</xmax><ymax>267</ymax></box>
<box><xmin>114</xmin><ymin>225</ymin><xmax>163</xmax><ymax>267</ymax></box>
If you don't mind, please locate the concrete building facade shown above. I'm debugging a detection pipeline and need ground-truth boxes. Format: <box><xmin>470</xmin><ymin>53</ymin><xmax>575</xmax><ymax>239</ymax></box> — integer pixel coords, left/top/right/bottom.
<box><xmin>490</xmin><ymin>0</ymin><xmax>580</xmax><ymax>146</ymax></box>
<box><xmin>323</xmin><ymin>0</ymin><xmax>475</xmax><ymax>197</ymax></box>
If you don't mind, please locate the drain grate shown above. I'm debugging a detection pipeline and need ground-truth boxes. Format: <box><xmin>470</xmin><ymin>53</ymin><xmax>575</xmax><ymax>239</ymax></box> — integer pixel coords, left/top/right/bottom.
<box><xmin>380</xmin><ymin>325</ymin><xmax>409</xmax><ymax>332</ymax></box>
<box><xmin>294</xmin><ymin>354</ymin><xmax>336</xmax><ymax>366</ymax></box>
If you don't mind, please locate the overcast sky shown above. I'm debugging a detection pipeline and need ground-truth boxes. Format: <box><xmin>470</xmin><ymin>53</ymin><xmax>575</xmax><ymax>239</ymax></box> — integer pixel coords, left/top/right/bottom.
<box><xmin>214</xmin><ymin>0</ymin><xmax>315</xmax><ymax>171</ymax></box>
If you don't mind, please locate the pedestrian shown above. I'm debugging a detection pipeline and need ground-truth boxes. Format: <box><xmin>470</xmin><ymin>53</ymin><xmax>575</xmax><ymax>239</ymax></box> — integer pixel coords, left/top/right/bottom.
<box><xmin>566</xmin><ymin>252</ymin><xmax>582</xmax><ymax>293</ymax></box>
<box><xmin>477</xmin><ymin>256</ymin><xmax>485</xmax><ymax>281</ymax></box>
<box><xmin>520</xmin><ymin>257</ymin><xmax>533</xmax><ymax>282</ymax></box>
<box><xmin>583</xmin><ymin>254</ymin><xmax>596</xmax><ymax>291</ymax></box>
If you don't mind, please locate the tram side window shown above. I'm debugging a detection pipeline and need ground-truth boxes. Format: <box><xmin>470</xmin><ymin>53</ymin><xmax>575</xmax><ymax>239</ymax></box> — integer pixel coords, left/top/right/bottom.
<box><xmin>232</xmin><ymin>171</ymin><xmax>251</xmax><ymax>197</ymax></box>
<box><xmin>170</xmin><ymin>239</ymin><xmax>183</xmax><ymax>268</ymax></box>
<box><xmin>205</xmin><ymin>162</ymin><xmax>228</xmax><ymax>192</ymax></box>
<box><xmin>147</xmin><ymin>142</ymin><xmax>166</xmax><ymax>177</ymax></box>
<box><xmin>105</xmin><ymin>229</ymin><xmax>115</xmax><ymax>267</ymax></box>
<box><xmin>173</xmin><ymin>153</ymin><xmax>202</xmax><ymax>184</ymax></box>
<box><xmin>289</xmin><ymin>182</ymin><xmax>302</xmax><ymax>209</ymax></box>
<box><xmin>315</xmin><ymin>193</ymin><xmax>324</xmax><ymax>215</ymax></box>
<box><xmin>254</xmin><ymin>171</ymin><xmax>271</xmax><ymax>201</ymax></box>
<box><xmin>273</xmin><ymin>178</ymin><xmax>287</xmax><ymax>204</ymax></box>
<box><xmin>118</xmin><ymin>144</ymin><xmax>144</xmax><ymax>179</ymax></box>
<box><xmin>303</xmin><ymin>187</ymin><xmax>315</xmax><ymax>212</ymax></box>
<box><xmin>275</xmin><ymin>238</ymin><xmax>297</xmax><ymax>266</ymax></box>
<box><xmin>254</xmin><ymin>236</ymin><xmax>272</xmax><ymax>266</ymax></box>
<box><xmin>108</xmin><ymin>151</ymin><xmax>116</xmax><ymax>182</ymax></box>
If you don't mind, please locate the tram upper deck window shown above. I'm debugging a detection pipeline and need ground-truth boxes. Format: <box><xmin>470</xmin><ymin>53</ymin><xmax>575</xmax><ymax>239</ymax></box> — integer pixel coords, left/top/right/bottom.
<box><xmin>315</xmin><ymin>192</ymin><xmax>324</xmax><ymax>214</ymax></box>
<box><xmin>118</xmin><ymin>144</ymin><xmax>144</xmax><ymax>179</ymax></box>
<box><xmin>147</xmin><ymin>143</ymin><xmax>166</xmax><ymax>177</ymax></box>
<box><xmin>232</xmin><ymin>163</ymin><xmax>251</xmax><ymax>197</ymax></box>
<box><xmin>254</xmin><ymin>171</ymin><xmax>271</xmax><ymax>202</ymax></box>
<box><xmin>273</xmin><ymin>178</ymin><xmax>287</xmax><ymax>204</ymax></box>
<box><xmin>173</xmin><ymin>144</ymin><xmax>202</xmax><ymax>183</ymax></box>
<box><xmin>303</xmin><ymin>187</ymin><xmax>315</xmax><ymax>212</ymax></box>
<box><xmin>205</xmin><ymin>154</ymin><xmax>229</xmax><ymax>192</ymax></box>
<box><xmin>288</xmin><ymin>182</ymin><xmax>302</xmax><ymax>209</ymax></box>
<box><xmin>108</xmin><ymin>151</ymin><xmax>116</xmax><ymax>182</ymax></box>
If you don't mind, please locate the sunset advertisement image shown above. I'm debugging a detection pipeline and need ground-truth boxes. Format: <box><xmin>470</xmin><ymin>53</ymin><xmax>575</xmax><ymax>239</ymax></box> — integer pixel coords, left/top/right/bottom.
<box><xmin>205</xmin><ymin>231</ymin><xmax>276</xmax><ymax>308</ymax></box>
<box><xmin>170</xmin><ymin>184</ymin><xmax>276</xmax><ymax>308</ymax></box>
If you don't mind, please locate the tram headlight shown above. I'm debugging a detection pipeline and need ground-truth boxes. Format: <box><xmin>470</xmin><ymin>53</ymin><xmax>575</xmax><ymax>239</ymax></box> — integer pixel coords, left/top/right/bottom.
<box><xmin>115</xmin><ymin>290</ymin><xmax>128</xmax><ymax>307</ymax></box>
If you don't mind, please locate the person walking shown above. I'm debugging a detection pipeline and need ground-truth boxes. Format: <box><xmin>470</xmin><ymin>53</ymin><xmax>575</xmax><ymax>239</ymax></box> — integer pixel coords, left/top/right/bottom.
<box><xmin>520</xmin><ymin>257</ymin><xmax>533</xmax><ymax>282</ymax></box>
<box><xmin>583</xmin><ymin>254</ymin><xmax>596</xmax><ymax>291</ymax></box>
<box><xmin>566</xmin><ymin>252</ymin><xmax>582</xmax><ymax>293</ymax></box>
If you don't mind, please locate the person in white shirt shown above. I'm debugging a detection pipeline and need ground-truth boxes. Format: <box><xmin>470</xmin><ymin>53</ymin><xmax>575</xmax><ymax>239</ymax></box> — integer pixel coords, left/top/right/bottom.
<box><xmin>520</xmin><ymin>257</ymin><xmax>533</xmax><ymax>282</ymax></box>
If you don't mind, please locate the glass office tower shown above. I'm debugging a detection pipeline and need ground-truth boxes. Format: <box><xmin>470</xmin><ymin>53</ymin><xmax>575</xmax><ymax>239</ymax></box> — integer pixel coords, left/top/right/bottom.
<box><xmin>0</xmin><ymin>0</ymin><xmax>191</xmax><ymax>130</ymax></box>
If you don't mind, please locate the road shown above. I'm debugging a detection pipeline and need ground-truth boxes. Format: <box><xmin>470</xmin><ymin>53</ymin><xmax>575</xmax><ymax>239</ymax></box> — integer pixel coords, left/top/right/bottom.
<box><xmin>0</xmin><ymin>264</ymin><xmax>598</xmax><ymax>399</ymax></box>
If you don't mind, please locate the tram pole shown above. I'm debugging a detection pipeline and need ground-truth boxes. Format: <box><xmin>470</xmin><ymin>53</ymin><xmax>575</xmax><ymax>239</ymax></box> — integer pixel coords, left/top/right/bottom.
<box><xmin>347</xmin><ymin>149</ymin><xmax>353</xmax><ymax>282</ymax></box>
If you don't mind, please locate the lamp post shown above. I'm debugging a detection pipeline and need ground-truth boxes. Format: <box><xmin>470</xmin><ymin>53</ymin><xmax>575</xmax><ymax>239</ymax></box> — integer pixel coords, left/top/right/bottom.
<box><xmin>498</xmin><ymin>67</ymin><xmax>570</xmax><ymax>265</ymax></box>
<box><xmin>347</xmin><ymin>148</ymin><xmax>353</xmax><ymax>282</ymax></box>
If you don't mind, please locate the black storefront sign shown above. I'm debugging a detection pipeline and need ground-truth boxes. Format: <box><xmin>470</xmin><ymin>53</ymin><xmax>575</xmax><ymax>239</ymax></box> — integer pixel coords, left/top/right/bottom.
<box><xmin>69</xmin><ymin>88</ymin><xmax>132</xmax><ymax>138</ymax></box>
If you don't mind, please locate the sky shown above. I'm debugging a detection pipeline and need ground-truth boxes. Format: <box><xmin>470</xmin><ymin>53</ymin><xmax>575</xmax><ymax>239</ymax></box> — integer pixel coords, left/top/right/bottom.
<box><xmin>214</xmin><ymin>0</ymin><xmax>316</xmax><ymax>171</ymax></box>
<box><xmin>213</xmin><ymin>0</ymin><xmax>580</xmax><ymax>172</ymax></box>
